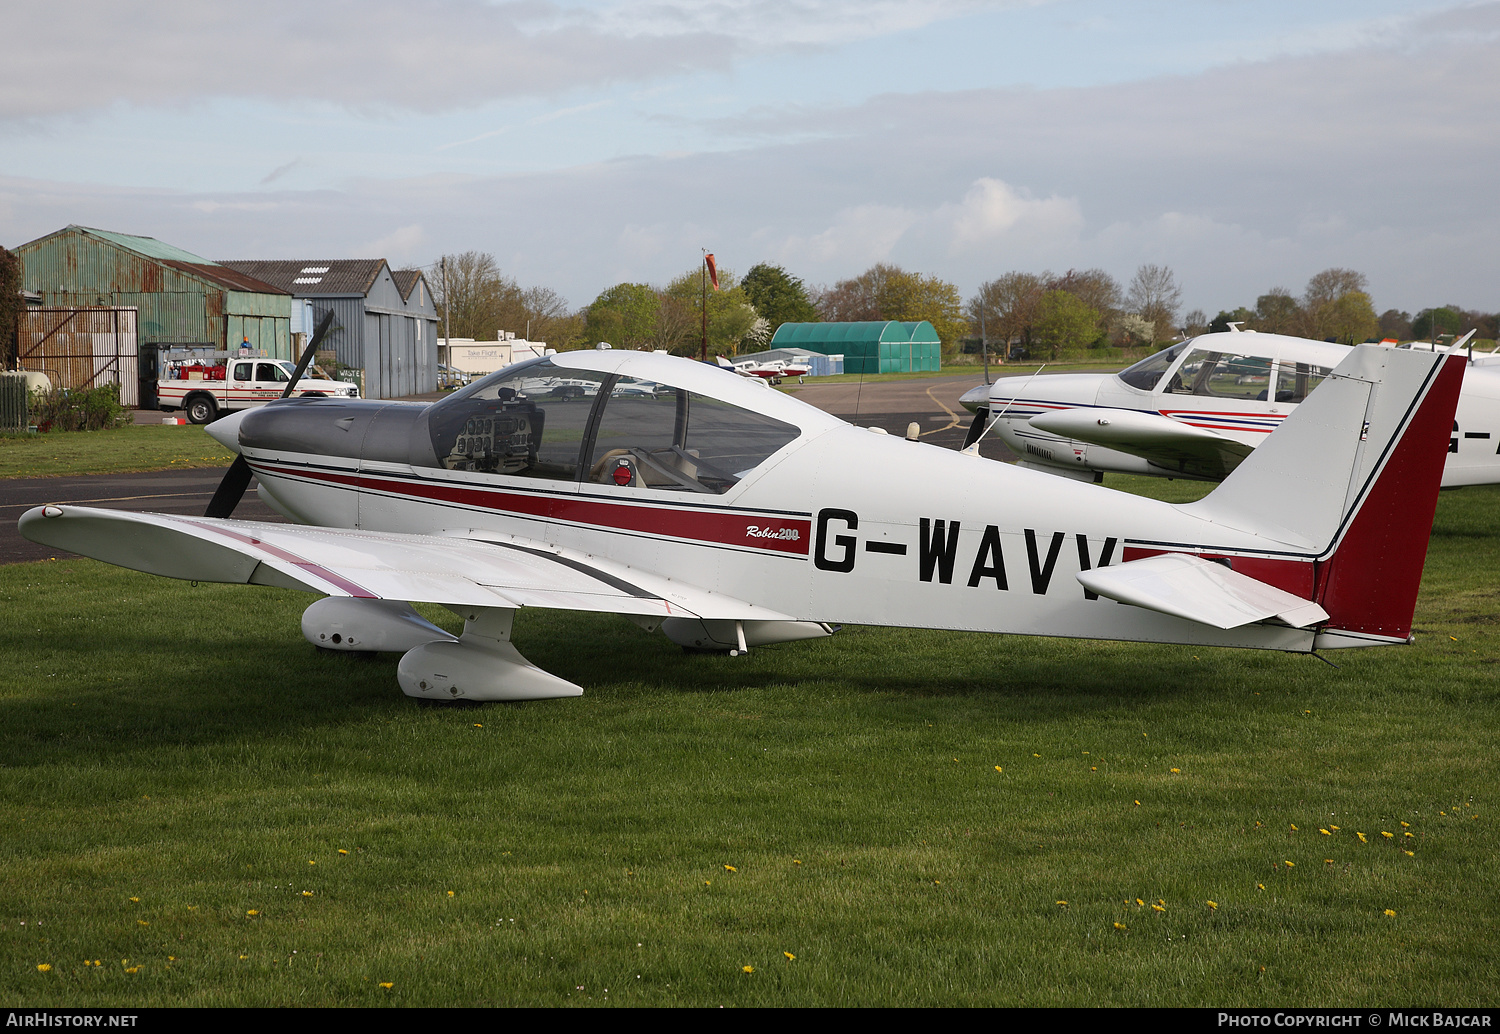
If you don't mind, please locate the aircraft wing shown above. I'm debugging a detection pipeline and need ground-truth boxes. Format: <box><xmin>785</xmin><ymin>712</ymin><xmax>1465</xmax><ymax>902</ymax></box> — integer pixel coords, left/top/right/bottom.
<box><xmin>1029</xmin><ymin>408</ymin><xmax>1255</xmax><ymax>480</ymax></box>
<box><xmin>1077</xmin><ymin>553</ymin><xmax>1329</xmax><ymax>630</ymax></box>
<box><xmin>18</xmin><ymin>505</ymin><xmax>790</xmax><ymax>622</ymax></box>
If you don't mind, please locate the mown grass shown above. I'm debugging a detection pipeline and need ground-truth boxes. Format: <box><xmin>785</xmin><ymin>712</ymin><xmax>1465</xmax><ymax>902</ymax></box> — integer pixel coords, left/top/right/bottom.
<box><xmin>0</xmin><ymin>425</ymin><xmax>235</xmax><ymax>479</ymax></box>
<box><xmin>0</xmin><ymin>486</ymin><xmax>1495</xmax><ymax>1006</ymax></box>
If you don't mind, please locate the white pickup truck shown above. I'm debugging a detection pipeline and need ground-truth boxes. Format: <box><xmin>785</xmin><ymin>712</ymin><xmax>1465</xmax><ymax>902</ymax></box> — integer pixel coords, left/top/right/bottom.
<box><xmin>159</xmin><ymin>357</ymin><xmax>360</xmax><ymax>424</ymax></box>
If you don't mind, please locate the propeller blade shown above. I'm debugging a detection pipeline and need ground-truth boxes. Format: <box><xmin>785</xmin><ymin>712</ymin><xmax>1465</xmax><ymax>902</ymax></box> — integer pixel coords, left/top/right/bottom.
<box><xmin>205</xmin><ymin>455</ymin><xmax>254</xmax><ymax>518</ymax></box>
<box><xmin>961</xmin><ymin>409</ymin><xmax>989</xmax><ymax>449</ymax></box>
<box><xmin>203</xmin><ymin>310</ymin><xmax>337</xmax><ymax>518</ymax></box>
<box><xmin>282</xmin><ymin>309</ymin><xmax>337</xmax><ymax>398</ymax></box>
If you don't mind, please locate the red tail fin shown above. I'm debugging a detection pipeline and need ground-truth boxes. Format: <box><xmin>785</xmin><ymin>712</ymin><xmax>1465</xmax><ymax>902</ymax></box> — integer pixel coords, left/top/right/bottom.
<box><xmin>1312</xmin><ymin>352</ymin><xmax>1466</xmax><ymax>644</ymax></box>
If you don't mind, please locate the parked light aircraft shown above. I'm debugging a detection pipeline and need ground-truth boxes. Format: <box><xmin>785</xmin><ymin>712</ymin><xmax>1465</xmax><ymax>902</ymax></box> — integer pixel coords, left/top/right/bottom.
<box><xmin>960</xmin><ymin>330</ymin><xmax>1500</xmax><ymax>487</ymax></box>
<box><xmin>20</xmin><ymin>342</ymin><xmax>1464</xmax><ymax>702</ymax></box>
<box><xmin>716</xmin><ymin>354</ymin><xmax>811</xmax><ymax>383</ymax></box>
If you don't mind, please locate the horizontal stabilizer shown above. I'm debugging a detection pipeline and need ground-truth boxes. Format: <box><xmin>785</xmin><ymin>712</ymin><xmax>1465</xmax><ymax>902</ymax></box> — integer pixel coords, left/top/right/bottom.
<box><xmin>1077</xmin><ymin>553</ymin><xmax>1329</xmax><ymax>630</ymax></box>
<box><xmin>1030</xmin><ymin>407</ymin><xmax>1253</xmax><ymax>479</ymax></box>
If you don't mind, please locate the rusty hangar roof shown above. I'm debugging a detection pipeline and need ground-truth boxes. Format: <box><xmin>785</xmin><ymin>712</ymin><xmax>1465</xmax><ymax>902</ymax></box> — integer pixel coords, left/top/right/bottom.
<box><xmin>219</xmin><ymin>259</ymin><xmax>389</xmax><ymax>297</ymax></box>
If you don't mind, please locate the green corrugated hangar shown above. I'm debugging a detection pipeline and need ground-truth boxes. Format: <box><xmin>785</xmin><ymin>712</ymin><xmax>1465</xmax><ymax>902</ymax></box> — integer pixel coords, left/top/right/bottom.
<box><xmin>15</xmin><ymin>225</ymin><xmax>292</xmax><ymax>357</ymax></box>
<box><xmin>768</xmin><ymin>321</ymin><xmax>941</xmax><ymax>374</ymax></box>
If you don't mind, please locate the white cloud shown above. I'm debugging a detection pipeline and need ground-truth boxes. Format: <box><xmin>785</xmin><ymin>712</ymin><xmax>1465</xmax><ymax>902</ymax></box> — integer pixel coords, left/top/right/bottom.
<box><xmin>0</xmin><ymin>0</ymin><xmax>738</xmax><ymax>120</ymax></box>
<box><xmin>363</xmin><ymin>224</ymin><xmax>429</xmax><ymax>265</ymax></box>
<box><xmin>941</xmin><ymin>177</ymin><xmax>1083</xmax><ymax>246</ymax></box>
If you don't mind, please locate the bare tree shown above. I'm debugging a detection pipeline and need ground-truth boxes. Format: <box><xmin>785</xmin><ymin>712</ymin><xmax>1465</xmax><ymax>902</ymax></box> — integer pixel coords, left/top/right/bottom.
<box><xmin>968</xmin><ymin>271</ymin><xmax>1049</xmax><ymax>354</ymax></box>
<box><xmin>1126</xmin><ymin>264</ymin><xmax>1182</xmax><ymax>344</ymax></box>
<box><xmin>434</xmin><ymin>251</ymin><xmax>524</xmax><ymax>340</ymax></box>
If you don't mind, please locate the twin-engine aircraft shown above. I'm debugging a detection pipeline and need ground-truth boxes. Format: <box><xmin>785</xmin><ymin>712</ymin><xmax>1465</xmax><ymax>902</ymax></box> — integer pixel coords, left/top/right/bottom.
<box><xmin>20</xmin><ymin>340</ymin><xmax>1464</xmax><ymax>702</ymax></box>
<box><xmin>961</xmin><ymin>330</ymin><xmax>1499</xmax><ymax>487</ymax></box>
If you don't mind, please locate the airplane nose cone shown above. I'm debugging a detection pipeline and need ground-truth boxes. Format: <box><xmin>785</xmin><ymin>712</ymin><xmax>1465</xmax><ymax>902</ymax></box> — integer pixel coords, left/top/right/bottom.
<box><xmin>205</xmin><ymin>409</ymin><xmax>249</xmax><ymax>454</ymax></box>
<box><xmin>959</xmin><ymin>384</ymin><xmax>989</xmax><ymax>413</ymax></box>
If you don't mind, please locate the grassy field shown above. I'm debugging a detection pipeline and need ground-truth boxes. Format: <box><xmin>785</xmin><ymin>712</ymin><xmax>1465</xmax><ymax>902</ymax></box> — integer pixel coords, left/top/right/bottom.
<box><xmin>0</xmin><ymin>424</ymin><xmax>235</xmax><ymax>479</ymax></box>
<box><xmin>0</xmin><ymin>483</ymin><xmax>1495</xmax><ymax>1007</ymax></box>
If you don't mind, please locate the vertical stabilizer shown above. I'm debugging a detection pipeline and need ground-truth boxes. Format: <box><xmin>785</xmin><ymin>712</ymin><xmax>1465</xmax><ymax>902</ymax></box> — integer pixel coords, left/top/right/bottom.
<box><xmin>1184</xmin><ymin>344</ymin><xmax>1466</xmax><ymax>645</ymax></box>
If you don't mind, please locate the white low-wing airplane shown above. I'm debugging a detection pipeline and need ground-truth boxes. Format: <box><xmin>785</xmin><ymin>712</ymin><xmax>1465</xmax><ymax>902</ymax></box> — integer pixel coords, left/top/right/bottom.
<box><xmin>961</xmin><ymin>330</ymin><xmax>1500</xmax><ymax>487</ymax></box>
<box><xmin>20</xmin><ymin>343</ymin><xmax>1464</xmax><ymax>702</ymax></box>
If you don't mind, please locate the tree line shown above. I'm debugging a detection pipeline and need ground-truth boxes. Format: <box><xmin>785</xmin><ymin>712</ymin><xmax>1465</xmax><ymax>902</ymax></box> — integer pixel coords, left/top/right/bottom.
<box><xmin>429</xmin><ymin>249</ymin><xmax>1499</xmax><ymax>361</ymax></box>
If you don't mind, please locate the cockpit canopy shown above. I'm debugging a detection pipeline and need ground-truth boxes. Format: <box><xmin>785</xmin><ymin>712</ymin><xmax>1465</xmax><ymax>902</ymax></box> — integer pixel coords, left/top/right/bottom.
<box><xmin>1116</xmin><ymin>334</ymin><xmax>1340</xmax><ymax>403</ymax></box>
<box><xmin>421</xmin><ymin>357</ymin><xmax>802</xmax><ymax>493</ymax></box>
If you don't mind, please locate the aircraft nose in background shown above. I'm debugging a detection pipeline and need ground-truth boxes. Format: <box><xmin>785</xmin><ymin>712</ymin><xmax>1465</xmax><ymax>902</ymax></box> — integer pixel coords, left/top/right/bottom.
<box><xmin>204</xmin><ymin>409</ymin><xmax>249</xmax><ymax>454</ymax></box>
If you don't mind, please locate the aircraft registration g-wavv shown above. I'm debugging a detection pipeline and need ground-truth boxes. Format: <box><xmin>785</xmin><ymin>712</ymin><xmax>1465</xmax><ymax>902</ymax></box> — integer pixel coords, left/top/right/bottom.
<box><xmin>960</xmin><ymin>328</ymin><xmax>1500</xmax><ymax>487</ymax></box>
<box><xmin>20</xmin><ymin>341</ymin><xmax>1464</xmax><ymax>702</ymax></box>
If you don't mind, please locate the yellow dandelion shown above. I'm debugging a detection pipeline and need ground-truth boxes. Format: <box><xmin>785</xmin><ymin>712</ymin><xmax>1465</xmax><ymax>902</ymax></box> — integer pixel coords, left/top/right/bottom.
<box><xmin>1400</xmin><ymin>821</ymin><xmax>1410</xmax><ymax>828</ymax></box>
<box><xmin>1330</xmin><ymin>825</ymin><xmax>1340</xmax><ymax>831</ymax></box>
<box><xmin>1384</xmin><ymin>909</ymin><xmax>1396</xmax><ymax>917</ymax></box>
<box><xmin>1033</xmin><ymin>753</ymin><xmax>1041</xmax><ymax>758</ymax></box>
<box><xmin>309</xmin><ymin>859</ymin><xmax>316</xmax><ymax>865</ymax></box>
<box><xmin>1206</xmin><ymin>901</ymin><xmax>1218</xmax><ymax>909</ymax></box>
<box><xmin>168</xmin><ymin>957</ymin><xmax>175</xmax><ymax>962</ymax></box>
<box><xmin>1285</xmin><ymin>860</ymin><xmax>1295</xmax><ymax>867</ymax></box>
<box><xmin>447</xmin><ymin>891</ymin><xmax>454</xmax><ymax>897</ymax></box>
<box><xmin>302</xmin><ymin>891</ymin><xmax>313</xmax><ymax>897</ymax></box>
<box><xmin>129</xmin><ymin>897</ymin><xmax>139</xmax><ymax>903</ymax></box>
<box><xmin>1056</xmin><ymin>900</ymin><xmax>1068</xmax><ymax>906</ymax></box>
<box><xmin>246</xmin><ymin>910</ymin><xmax>259</xmax><ymax>916</ymax></box>
<box><xmin>1324</xmin><ymin>859</ymin><xmax>1334</xmax><ymax>865</ymax></box>
<box><xmin>1136</xmin><ymin>898</ymin><xmax>1144</xmax><ymax>907</ymax></box>
<box><xmin>1091</xmin><ymin>766</ymin><xmax>1097</xmax><ymax>771</ymax></box>
<box><xmin>1404</xmin><ymin>832</ymin><xmax>1414</xmax><ymax>838</ymax></box>
<box><xmin>1356</xmin><ymin>832</ymin><xmax>1367</xmax><ymax>843</ymax></box>
<box><xmin>1290</xmin><ymin>824</ymin><xmax>1298</xmax><ymax>831</ymax></box>
<box><xmin>1404</xmin><ymin>850</ymin><xmax>1414</xmax><ymax>857</ymax></box>
<box><xmin>1158</xmin><ymin>899</ymin><xmax>1165</xmax><ymax>906</ymax></box>
<box><xmin>379</xmin><ymin>982</ymin><xmax>394</xmax><ymax>989</ymax></box>
<box><xmin>1171</xmin><ymin>768</ymin><xmax>1181</xmax><ymax>774</ymax></box>
<box><xmin>994</xmin><ymin>766</ymin><xmax>1002</xmax><ymax>773</ymax></box>
<box><xmin>704</xmin><ymin>881</ymin><xmax>711</xmax><ymax>886</ymax></box>
<box><xmin>1381</xmin><ymin>831</ymin><xmax>1394</xmax><ymax>839</ymax></box>
<box><xmin>783</xmin><ymin>952</ymin><xmax>796</xmax><ymax>961</ymax></box>
<box><xmin>1152</xmin><ymin>904</ymin><xmax>1165</xmax><ymax>913</ymax></box>
<box><xmin>1113</xmin><ymin>922</ymin><xmax>1127</xmax><ymax>931</ymax></box>
<box><xmin>137</xmin><ymin>920</ymin><xmax>148</xmax><ymax>926</ymax></box>
<box><xmin>1257</xmin><ymin>883</ymin><xmax>1265</xmax><ymax>891</ymax></box>
<box><xmin>742</xmin><ymin>965</ymin><xmax>754</xmax><ymax>974</ymax></box>
<box><xmin>338</xmin><ymin>849</ymin><xmax>348</xmax><ymax>855</ymax></box>
<box><xmin>793</xmin><ymin>859</ymin><xmax>801</xmax><ymax>865</ymax></box>
<box><xmin>724</xmin><ymin>865</ymin><xmax>737</xmax><ymax>872</ymax></box>
<box><xmin>473</xmin><ymin>723</ymin><xmax>482</xmax><ymax>728</ymax></box>
<box><xmin>933</xmin><ymin>879</ymin><xmax>941</xmax><ymax>885</ymax></box>
<box><xmin>125</xmin><ymin>967</ymin><xmax>140</xmax><ymax>974</ymax></box>
<box><xmin>1319</xmin><ymin>829</ymin><xmax>1331</xmax><ymax>836</ymax></box>
<box><xmin>36</xmin><ymin>964</ymin><xmax>51</xmax><ymax>972</ymax></box>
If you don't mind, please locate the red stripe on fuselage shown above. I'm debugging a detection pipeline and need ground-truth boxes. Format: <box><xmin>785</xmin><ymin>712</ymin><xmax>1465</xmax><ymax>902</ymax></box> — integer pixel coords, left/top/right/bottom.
<box><xmin>1121</xmin><ymin>546</ymin><xmax>1315</xmax><ymax>597</ymax></box>
<box><xmin>253</xmin><ymin>463</ymin><xmax>813</xmax><ymax>556</ymax></box>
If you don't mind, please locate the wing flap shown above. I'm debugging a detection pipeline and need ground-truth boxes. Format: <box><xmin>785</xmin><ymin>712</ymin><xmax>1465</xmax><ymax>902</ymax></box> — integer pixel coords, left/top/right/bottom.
<box><xmin>1076</xmin><ymin>552</ymin><xmax>1329</xmax><ymax>630</ymax></box>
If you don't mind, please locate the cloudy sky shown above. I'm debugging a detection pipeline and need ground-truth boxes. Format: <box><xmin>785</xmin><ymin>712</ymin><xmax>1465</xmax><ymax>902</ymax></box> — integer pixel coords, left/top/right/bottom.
<box><xmin>3</xmin><ymin>0</ymin><xmax>1497</xmax><ymax>317</ymax></box>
